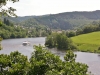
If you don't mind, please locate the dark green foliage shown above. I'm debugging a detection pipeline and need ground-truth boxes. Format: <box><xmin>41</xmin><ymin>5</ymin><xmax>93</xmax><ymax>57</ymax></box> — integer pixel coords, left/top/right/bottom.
<box><xmin>66</xmin><ymin>31</ymin><xmax>76</xmax><ymax>37</ymax></box>
<box><xmin>98</xmin><ymin>47</ymin><xmax>100</xmax><ymax>50</ymax></box>
<box><xmin>0</xmin><ymin>45</ymin><xmax>89</xmax><ymax>75</ymax></box>
<box><xmin>56</xmin><ymin>34</ymin><xmax>70</xmax><ymax>49</ymax></box>
<box><xmin>29</xmin><ymin>45</ymin><xmax>62</xmax><ymax>75</ymax></box>
<box><xmin>76</xmin><ymin>24</ymin><xmax>100</xmax><ymax>36</ymax></box>
<box><xmin>3</xmin><ymin>18</ymin><xmax>13</xmax><ymax>26</ymax></box>
<box><xmin>0</xmin><ymin>21</ymin><xmax>51</xmax><ymax>39</ymax></box>
<box><xmin>0</xmin><ymin>23</ymin><xmax>27</xmax><ymax>39</ymax></box>
<box><xmin>67</xmin><ymin>23</ymin><xmax>100</xmax><ymax>38</ymax></box>
<box><xmin>0</xmin><ymin>51</ymin><xmax>29</xmax><ymax>75</ymax></box>
<box><xmin>0</xmin><ymin>36</ymin><xmax>3</xmax><ymax>50</ymax></box>
<box><xmin>28</xmin><ymin>45</ymin><xmax>88</xmax><ymax>75</ymax></box>
<box><xmin>76</xmin><ymin>29</ymin><xmax>83</xmax><ymax>35</ymax></box>
<box><xmin>0</xmin><ymin>20</ymin><xmax>3</xmax><ymax>27</ymax></box>
<box><xmin>45</xmin><ymin>33</ymin><xmax>77</xmax><ymax>50</ymax></box>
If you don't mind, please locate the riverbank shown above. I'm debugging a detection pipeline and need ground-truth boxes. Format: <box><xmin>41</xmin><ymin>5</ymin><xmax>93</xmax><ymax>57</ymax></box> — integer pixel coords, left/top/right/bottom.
<box><xmin>76</xmin><ymin>47</ymin><xmax>100</xmax><ymax>53</ymax></box>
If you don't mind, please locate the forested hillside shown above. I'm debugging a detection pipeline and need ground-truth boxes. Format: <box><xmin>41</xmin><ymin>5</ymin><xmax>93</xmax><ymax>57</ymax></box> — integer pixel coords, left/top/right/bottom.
<box><xmin>1</xmin><ymin>16</ymin><xmax>35</xmax><ymax>23</ymax></box>
<box><xmin>4</xmin><ymin>10</ymin><xmax>100</xmax><ymax>30</ymax></box>
<box><xmin>0</xmin><ymin>18</ymin><xmax>51</xmax><ymax>39</ymax></box>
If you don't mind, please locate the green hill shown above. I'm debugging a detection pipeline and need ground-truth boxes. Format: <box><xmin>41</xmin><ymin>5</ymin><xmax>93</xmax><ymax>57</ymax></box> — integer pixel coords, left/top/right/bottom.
<box><xmin>71</xmin><ymin>31</ymin><xmax>100</xmax><ymax>53</ymax></box>
<box><xmin>4</xmin><ymin>10</ymin><xmax>100</xmax><ymax>30</ymax></box>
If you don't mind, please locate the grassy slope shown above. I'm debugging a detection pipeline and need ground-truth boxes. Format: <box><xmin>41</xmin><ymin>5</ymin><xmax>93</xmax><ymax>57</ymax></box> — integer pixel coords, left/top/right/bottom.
<box><xmin>71</xmin><ymin>31</ymin><xmax>100</xmax><ymax>53</ymax></box>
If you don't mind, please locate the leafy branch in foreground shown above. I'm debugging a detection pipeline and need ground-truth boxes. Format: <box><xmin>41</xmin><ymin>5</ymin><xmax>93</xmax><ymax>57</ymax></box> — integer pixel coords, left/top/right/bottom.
<box><xmin>0</xmin><ymin>45</ymin><xmax>89</xmax><ymax>75</ymax></box>
<box><xmin>0</xmin><ymin>0</ymin><xmax>19</xmax><ymax>17</ymax></box>
<box><xmin>29</xmin><ymin>45</ymin><xmax>88</xmax><ymax>75</ymax></box>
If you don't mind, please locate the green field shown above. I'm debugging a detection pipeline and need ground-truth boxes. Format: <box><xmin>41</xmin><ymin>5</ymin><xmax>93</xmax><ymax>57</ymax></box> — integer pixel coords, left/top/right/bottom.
<box><xmin>71</xmin><ymin>31</ymin><xmax>100</xmax><ymax>53</ymax></box>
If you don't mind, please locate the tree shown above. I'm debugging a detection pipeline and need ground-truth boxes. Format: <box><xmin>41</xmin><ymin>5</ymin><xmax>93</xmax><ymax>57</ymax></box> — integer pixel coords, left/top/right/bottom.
<box><xmin>45</xmin><ymin>33</ymin><xmax>57</xmax><ymax>48</ymax></box>
<box><xmin>9</xmin><ymin>51</ymin><xmax>29</xmax><ymax>75</ymax></box>
<box><xmin>0</xmin><ymin>36</ymin><xmax>3</xmax><ymax>50</ymax></box>
<box><xmin>0</xmin><ymin>0</ymin><xmax>19</xmax><ymax>50</ymax></box>
<box><xmin>45</xmin><ymin>33</ymin><xmax>77</xmax><ymax>50</ymax></box>
<box><xmin>0</xmin><ymin>0</ymin><xmax>19</xmax><ymax>17</ymax></box>
<box><xmin>0</xmin><ymin>45</ymin><xmax>89</xmax><ymax>75</ymax></box>
<box><xmin>76</xmin><ymin>28</ymin><xmax>83</xmax><ymax>35</ymax></box>
<box><xmin>3</xmin><ymin>18</ymin><xmax>10</xmax><ymax>25</ymax></box>
<box><xmin>0</xmin><ymin>51</ymin><xmax>29</xmax><ymax>75</ymax></box>
<box><xmin>28</xmin><ymin>45</ymin><xmax>88</xmax><ymax>75</ymax></box>
<box><xmin>68</xmin><ymin>31</ymin><xmax>76</xmax><ymax>37</ymax></box>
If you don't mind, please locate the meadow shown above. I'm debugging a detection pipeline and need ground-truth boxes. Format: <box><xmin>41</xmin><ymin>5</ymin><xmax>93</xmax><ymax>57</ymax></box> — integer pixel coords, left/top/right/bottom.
<box><xmin>71</xmin><ymin>31</ymin><xmax>100</xmax><ymax>53</ymax></box>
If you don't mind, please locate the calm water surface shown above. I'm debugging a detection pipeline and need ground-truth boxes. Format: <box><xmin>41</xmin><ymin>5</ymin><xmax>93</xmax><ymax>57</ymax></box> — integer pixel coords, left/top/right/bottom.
<box><xmin>0</xmin><ymin>37</ymin><xmax>100</xmax><ymax>75</ymax></box>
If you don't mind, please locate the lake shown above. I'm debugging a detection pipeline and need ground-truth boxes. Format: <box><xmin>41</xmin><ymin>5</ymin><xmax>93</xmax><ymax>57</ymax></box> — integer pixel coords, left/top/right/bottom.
<box><xmin>0</xmin><ymin>37</ymin><xmax>100</xmax><ymax>75</ymax></box>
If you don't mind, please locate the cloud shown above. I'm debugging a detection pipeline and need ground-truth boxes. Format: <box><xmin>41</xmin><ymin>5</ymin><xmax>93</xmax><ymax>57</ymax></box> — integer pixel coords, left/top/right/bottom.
<box><xmin>7</xmin><ymin>0</ymin><xmax>100</xmax><ymax>16</ymax></box>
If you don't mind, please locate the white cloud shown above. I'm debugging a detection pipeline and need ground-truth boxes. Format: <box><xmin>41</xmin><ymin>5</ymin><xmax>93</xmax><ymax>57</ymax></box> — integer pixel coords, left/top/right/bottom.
<box><xmin>7</xmin><ymin>0</ymin><xmax>100</xmax><ymax>16</ymax></box>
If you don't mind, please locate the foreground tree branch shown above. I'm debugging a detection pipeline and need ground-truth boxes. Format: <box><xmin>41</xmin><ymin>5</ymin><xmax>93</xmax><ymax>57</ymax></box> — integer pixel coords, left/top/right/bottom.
<box><xmin>0</xmin><ymin>0</ymin><xmax>19</xmax><ymax>17</ymax></box>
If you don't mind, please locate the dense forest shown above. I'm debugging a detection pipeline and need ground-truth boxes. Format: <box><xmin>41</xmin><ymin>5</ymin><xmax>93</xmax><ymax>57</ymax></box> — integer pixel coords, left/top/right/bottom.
<box><xmin>0</xmin><ymin>18</ymin><xmax>51</xmax><ymax>39</ymax></box>
<box><xmin>4</xmin><ymin>10</ymin><xmax>100</xmax><ymax>30</ymax></box>
<box><xmin>45</xmin><ymin>33</ymin><xmax>77</xmax><ymax>50</ymax></box>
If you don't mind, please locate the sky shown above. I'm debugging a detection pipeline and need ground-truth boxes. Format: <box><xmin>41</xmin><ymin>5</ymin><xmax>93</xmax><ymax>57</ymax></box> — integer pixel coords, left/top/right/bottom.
<box><xmin>7</xmin><ymin>0</ymin><xmax>100</xmax><ymax>16</ymax></box>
